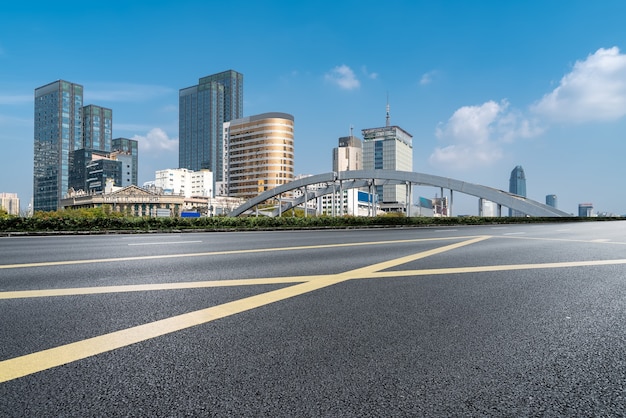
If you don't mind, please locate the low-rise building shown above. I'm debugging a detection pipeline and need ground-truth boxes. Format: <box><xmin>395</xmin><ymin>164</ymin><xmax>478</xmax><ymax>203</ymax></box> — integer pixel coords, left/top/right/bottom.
<box><xmin>0</xmin><ymin>193</ymin><xmax>20</xmax><ymax>215</ymax></box>
<box><xmin>61</xmin><ymin>181</ymin><xmax>243</xmax><ymax>217</ymax></box>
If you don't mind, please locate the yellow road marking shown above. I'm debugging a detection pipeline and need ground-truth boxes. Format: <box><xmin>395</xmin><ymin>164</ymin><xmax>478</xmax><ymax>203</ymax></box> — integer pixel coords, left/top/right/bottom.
<box><xmin>0</xmin><ymin>277</ymin><xmax>315</xmax><ymax>300</ymax></box>
<box><xmin>0</xmin><ymin>236</ymin><xmax>472</xmax><ymax>269</ymax></box>
<box><xmin>3</xmin><ymin>234</ymin><xmax>626</xmax><ymax>383</ymax></box>
<box><xmin>365</xmin><ymin>258</ymin><xmax>626</xmax><ymax>278</ymax></box>
<box><xmin>0</xmin><ymin>236</ymin><xmax>485</xmax><ymax>382</ymax></box>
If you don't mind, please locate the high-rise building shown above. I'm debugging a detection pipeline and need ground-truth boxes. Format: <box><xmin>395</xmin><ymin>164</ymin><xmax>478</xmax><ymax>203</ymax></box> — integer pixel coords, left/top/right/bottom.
<box><xmin>508</xmin><ymin>165</ymin><xmax>527</xmax><ymax>216</ymax></box>
<box><xmin>112</xmin><ymin>138</ymin><xmax>139</xmax><ymax>187</ymax></box>
<box><xmin>179</xmin><ymin>70</ymin><xmax>243</xmax><ymax>182</ymax></box>
<box><xmin>82</xmin><ymin>105</ymin><xmax>112</xmax><ymax>152</ymax></box>
<box><xmin>333</xmin><ymin>133</ymin><xmax>362</xmax><ymax>172</ymax></box>
<box><xmin>546</xmin><ymin>194</ymin><xmax>557</xmax><ymax>208</ymax></box>
<box><xmin>225</xmin><ymin>112</ymin><xmax>294</xmax><ymax>200</ymax></box>
<box><xmin>362</xmin><ymin>104</ymin><xmax>413</xmax><ymax>209</ymax></box>
<box><xmin>33</xmin><ymin>80</ymin><xmax>84</xmax><ymax>212</ymax></box>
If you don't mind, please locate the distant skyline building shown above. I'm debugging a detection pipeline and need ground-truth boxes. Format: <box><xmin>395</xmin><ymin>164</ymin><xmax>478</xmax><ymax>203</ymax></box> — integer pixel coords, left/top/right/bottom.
<box><xmin>578</xmin><ymin>202</ymin><xmax>594</xmax><ymax>217</ymax></box>
<box><xmin>179</xmin><ymin>70</ymin><xmax>244</xmax><ymax>183</ymax></box>
<box><xmin>333</xmin><ymin>132</ymin><xmax>362</xmax><ymax>172</ymax></box>
<box><xmin>546</xmin><ymin>194</ymin><xmax>557</xmax><ymax>209</ymax></box>
<box><xmin>224</xmin><ymin>112</ymin><xmax>295</xmax><ymax>200</ymax></box>
<box><xmin>33</xmin><ymin>80</ymin><xmax>84</xmax><ymax>212</ymax></box>
<box><xmin>362</xmin><ymin>103</ymin><xmax>413</xmax><ymax>210</ymax></box>
<box><xmin>508</xmin><ymin>165</ymin><xmax>527</xmax><ymax>216</ymax></box>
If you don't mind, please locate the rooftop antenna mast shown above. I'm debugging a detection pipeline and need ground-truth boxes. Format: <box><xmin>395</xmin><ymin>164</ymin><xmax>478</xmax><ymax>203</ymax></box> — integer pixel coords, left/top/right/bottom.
<box><xmin>385</xmin><ymin>93</ymin><xmax>390</xmax><ymax>127</ymax></box>
<box><xmin>349</xmin><ymin>124</ymin><xmax>354</xmax><ymax>137</ymax></box>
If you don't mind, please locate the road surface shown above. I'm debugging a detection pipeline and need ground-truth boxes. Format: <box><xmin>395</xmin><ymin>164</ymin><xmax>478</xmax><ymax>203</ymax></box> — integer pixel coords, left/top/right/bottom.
<box><xmin>1</xmin><ymin>222</ymin><xmax>626</xmax><ymax>416</ymax></box>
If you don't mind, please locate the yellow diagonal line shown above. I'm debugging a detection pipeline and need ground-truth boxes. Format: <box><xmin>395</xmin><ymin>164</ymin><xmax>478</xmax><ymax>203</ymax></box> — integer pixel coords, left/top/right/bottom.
<box><xmin>364</xmin><ymin>258</ymin><xmax>626</xmax><ymax>278</ymax></box>
<box><xmin>0</xmin><ymin>277</ymin><xmax>316</xmax><ymax>300</ymax></box>
<box><xmin>0</xmin><ymin>236</ymin><xmax>483</xmax><ymax>383</ymax></box>
<box><xmin>342</xmin><ymin>235</ymin><xmax>491</xmax><ymax>277</ymax></box>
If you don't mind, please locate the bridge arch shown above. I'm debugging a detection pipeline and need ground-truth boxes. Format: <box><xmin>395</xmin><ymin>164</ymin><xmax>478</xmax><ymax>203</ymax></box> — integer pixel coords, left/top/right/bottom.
<box><xmin>228</xmin><ymin>169</ymin><xmax>571</xmax><ymax>217</ymax></box>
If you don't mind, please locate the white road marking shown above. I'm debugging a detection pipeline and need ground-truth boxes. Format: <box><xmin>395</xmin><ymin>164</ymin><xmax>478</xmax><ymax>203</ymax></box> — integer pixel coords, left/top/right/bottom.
<box><xmin>127</xmin><ymin>241</ymin><xmax>202</xmax><ymax>246</ymax></box>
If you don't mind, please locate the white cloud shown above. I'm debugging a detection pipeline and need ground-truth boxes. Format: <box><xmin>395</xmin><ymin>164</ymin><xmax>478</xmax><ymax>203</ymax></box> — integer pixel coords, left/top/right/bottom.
<box><xmin>430</xmin><ymin>100</ymin><xmax>541</xmax><ymax>169</ymax></box>
<box><xmin>361</xmin><ymin>66</ymin><xmax>379</xmax><ymax>80</ymax></box>
<box><xmin>531</xmin><ymin>47</ymin><xmax>626</xmax><ymax>123</ymax></box>
<box><xmin>84</xmin><ymin>83</ymin><xmax>174</xmax><ymax>103</ymax></box>
<box><xmin>132</xmin><ymin>128</ymin><xmax>178</xmax><ymax>154</ymax></box>
<box><xmin>325</xmin><ymin>65</ymin><xmax>360</xmax><ymax>90</ymax></box>
<box><xmin>420</xmin><ymin>70</ymin><xmax>438</xmax><ymax>85</ymax></box>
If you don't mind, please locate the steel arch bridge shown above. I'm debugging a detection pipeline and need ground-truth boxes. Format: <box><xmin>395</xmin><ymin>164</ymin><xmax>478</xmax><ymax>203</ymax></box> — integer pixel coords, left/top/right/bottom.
<box><xmin>228</xmin><ymin>169</ymin><xmax>571</xmax><ymax>217</ymax></box>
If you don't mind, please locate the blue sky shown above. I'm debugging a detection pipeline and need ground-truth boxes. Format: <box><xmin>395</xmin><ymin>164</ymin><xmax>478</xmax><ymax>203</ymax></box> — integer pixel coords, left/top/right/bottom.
<box><xmin>2</xmin><ymin>0</ymin><xmax>626</xmax><ymax>215</ymax></box>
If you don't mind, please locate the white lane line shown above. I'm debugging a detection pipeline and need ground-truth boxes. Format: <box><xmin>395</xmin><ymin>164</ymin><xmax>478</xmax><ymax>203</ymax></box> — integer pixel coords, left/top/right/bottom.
<box><xmin>128</xmin><ymin>241</ymin><xmax>202</xmax><ymax>246</ymax></box>
<box><xmin>591</xmin><ymin>239</ymin><xmax>611</xmax><ymax>242</ymax></box>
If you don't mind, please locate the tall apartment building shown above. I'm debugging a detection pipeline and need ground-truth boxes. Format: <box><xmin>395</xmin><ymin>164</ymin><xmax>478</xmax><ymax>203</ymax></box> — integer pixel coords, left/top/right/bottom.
<box><xmin>508</xmin><ymin>165</ymin><xmax>527</xmax><ymax>216</ymax></box>
<box><xmin>362</xmin><ymin>105</ymin><xmax>413</xmax><ymax>209</ymax></box>
<box><xmin>179</xmin><ymin>70</ymin><xmax>243</xmax><ymax>183</ymax></box>
<box><xmin>34</xmin><ymin>80</ymin><xmax>84</xmax><ymax>212</ymax></box>
<box><xmin>0</xmin><ymin>193</ymin><xmax>20</xmax><ymax>215</ymax></box>
<box><xmin>225</xmin><ymin>112</ymin><xmax>294</xmax><ymax>199</ymax></box>
<box><xmin>332</xmin><ymin>134</ymin><xmax>362</xmax><ymax>172</ymax></box>
<box><xmin>112</xmin><ymin>138</ymin><xmax>139</xmax><ymax>187</ymax></box>
<box><xmin>155</xmin><ymin>168</ymin><xmax>214</xmax><ymax>198</ymax></box>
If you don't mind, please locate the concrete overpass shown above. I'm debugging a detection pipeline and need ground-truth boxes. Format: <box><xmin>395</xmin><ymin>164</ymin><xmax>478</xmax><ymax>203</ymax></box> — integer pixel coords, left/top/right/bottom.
<box><xmin>228</xmin><ymin>170</ymin><xmax>571</xmax><ymax>217</ymax></box>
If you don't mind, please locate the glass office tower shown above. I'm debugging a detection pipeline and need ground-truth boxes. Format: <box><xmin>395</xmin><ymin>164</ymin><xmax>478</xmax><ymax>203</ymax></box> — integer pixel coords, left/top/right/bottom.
<box><xmin>34</xmin><ymin>80</ymin><xmax>83</xmax><ymax>211</ymax></box>
<box><xmin>508</xmin><ymin>165</ymin><xmax>527</xmax><ymax>216</ymax></box>
<box><xmin>179</xmin><ymin>70</ymin><xmax>243</xmax><ymax>182</ymax></box>
<box><xmin>83</xmin><ymin>105</ymin><xmax>112</xmax><ymax>152</ymax></box>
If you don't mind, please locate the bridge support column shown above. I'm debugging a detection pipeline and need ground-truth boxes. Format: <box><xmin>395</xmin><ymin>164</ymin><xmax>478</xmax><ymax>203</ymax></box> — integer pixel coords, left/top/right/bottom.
<box><xmin>278</xmin><ymin>193</ymin><xmax>282</xmax><ymax>217</ymax></box>
<box><xmin>478</xmin><ymin>198</ymin><xmax>483</xmax><ymax>216</ymax></box>
<box><xmin>339</xmin><ymin>180</ymin><xmax>343</xmax><ymax>216</ymax></box>
<box><xmin>450</xmin><ymin>189</ymin><xmax>453</xmax><ymax>217</ymax></box>
<box><xmin>370</xmin><ymin>180</ymin><xmax>375</xmax><ymax>217</ymax></box>
<box><xmin>406</xmin><ymin>181</ymin><xmax>411</xmax><ymax>217</ymax></box>
<box><xmin>303</xmin><ymin>186</ymin><xmax>307</xmax><ymax>218</ymax></box>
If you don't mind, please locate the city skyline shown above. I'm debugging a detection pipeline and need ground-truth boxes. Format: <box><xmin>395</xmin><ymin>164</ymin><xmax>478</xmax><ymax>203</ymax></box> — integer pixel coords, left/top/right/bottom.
<box><xmin>2</xmin><ymin>1</ymin><xmax>626</xmax><ymax>215</ymax></box>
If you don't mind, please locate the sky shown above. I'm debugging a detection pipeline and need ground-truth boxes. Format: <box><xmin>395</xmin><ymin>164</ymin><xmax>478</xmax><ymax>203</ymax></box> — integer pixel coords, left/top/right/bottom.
<box><xmin>2</xmin><ymin>0</ymin><xmax>626</xmax><ymax>215</ymax></box>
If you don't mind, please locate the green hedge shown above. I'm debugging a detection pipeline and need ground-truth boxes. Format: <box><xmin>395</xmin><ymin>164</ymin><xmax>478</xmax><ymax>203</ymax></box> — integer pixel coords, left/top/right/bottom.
<box><xmin>0</xmin><ymin>211</ymin><xmax>624</xmax><ymax>234</ymax></box>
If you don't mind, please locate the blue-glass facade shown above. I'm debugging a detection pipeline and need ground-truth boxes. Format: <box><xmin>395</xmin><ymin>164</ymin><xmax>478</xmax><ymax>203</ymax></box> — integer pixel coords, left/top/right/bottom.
<box><xmin>179</xmin><ymin>70</ymin><xmax>243</xmax><ymax>182</ymax></box>
<box><xmin>509</xmin><ymin>165</ymin><xmax>527</xmax><ymax>216</ymax></box>
<box><xmin>83</xmin><ymin>105</ymin><xmax>112</xmax><ymax>152</ymax></box>
<box><xmin>34</xmin><ymin>80</ymin><xmax>83</xmax><ymax>211</ymax></box>
<box><xmin>546</xmin><ymin>194</ymin><xmax>557</xmax><ymax>208</ymax></box>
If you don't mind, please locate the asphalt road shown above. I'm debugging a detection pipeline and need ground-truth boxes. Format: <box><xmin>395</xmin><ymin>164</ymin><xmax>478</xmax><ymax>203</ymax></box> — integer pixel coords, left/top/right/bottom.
<box><xmin>1</xmin><ymin>222</ymin><xmax>626</xmax><ymax>416</ymax></box>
